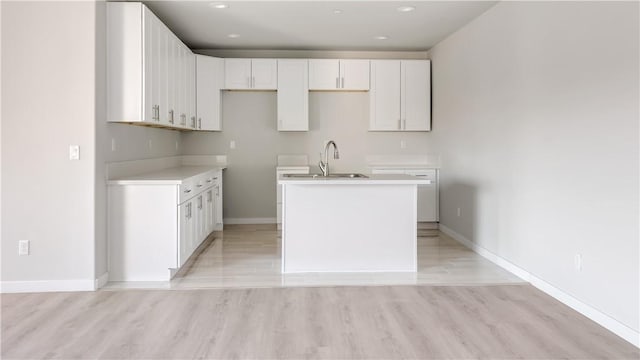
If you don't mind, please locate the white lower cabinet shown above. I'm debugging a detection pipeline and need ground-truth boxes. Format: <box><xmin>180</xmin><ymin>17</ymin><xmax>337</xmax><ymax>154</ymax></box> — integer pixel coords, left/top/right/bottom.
<box><xmin>109</xmin><ymin>168</ymin><xmax>224</xmax><ymax>281</ymax></box>
<box><xmin>371</xmin><ymin>168</ymin><xmax>439</xmax><ymax>222</ymax></box>
<box><xmin>178</xmin><ymin>198</ymin><xmax>195</xmax><ymax>267</ymax></box>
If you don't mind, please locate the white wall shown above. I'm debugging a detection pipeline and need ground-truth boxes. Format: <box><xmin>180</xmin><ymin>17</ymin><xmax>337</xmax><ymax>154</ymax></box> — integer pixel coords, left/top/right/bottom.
<box><xmin>182</xmin><ymin>91</ymin><xmax>436</xmax><ymax>220</ymax></box>
<box><xmin>1</xmin><ymin>2</ymin><xmax>98</xmax><ymax>286</ymax></box>
<box><xmin>429</xmin><ymin>1</ymin><xmax>639</xmax><ymax>336</ymax></box>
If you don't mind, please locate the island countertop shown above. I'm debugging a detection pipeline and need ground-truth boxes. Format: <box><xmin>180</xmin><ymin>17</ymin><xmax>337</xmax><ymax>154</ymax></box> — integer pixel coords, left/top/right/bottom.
<box><xmin>278</xmin><ymin>174</ymin><xmax>431</xmax><ymax>185</ymax></box>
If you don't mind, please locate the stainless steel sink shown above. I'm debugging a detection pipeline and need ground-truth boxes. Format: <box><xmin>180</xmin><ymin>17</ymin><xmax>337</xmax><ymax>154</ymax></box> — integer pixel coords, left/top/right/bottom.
<box><xmin>283</xmin><ymin>174</ymin><xmax>322</xmax><ymax>178</ymax></box>
<box><xmin>283</xmin><ymin>173</ymin><xmax>368</xmax><ymax>179</ymax></box>
<box><xmin>326</xmin><ymin>173</ymin><xmax>368</xmax><ymax>178</ymax></box>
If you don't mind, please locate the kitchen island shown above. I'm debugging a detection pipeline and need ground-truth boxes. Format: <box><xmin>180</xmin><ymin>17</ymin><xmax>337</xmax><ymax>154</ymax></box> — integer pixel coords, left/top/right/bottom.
<box><xmin>279</xmin><ymin>174</ymin><xmax>430</xmax><ymax>273</ymax></box>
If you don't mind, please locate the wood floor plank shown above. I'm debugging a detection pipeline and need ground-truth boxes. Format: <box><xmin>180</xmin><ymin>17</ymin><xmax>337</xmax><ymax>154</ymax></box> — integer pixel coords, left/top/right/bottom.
<box><xmin>2</xmin><ymin>285</ymin><xmax>638</xmax><ymax>359</ymax></box>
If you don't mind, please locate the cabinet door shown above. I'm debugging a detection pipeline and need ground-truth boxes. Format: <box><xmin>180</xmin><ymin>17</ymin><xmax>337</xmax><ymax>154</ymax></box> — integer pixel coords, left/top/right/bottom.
<box><xmin>142</xmin><ymin>7</ymin><xmax>159</xmax><ymax>124</ymax></box>
<box><xmin>214</xmin><ymin>176</ymin><xmax>223</xmax><ymax>229</ymax></box>
<box><xmin>187</xmin><ymin>52</ymin><xmax>197</xmax><ymax>129</ymax></box>
<box><xmin>178</xmin><ymin>200</ymin><xmax>194</xmax><ymax>267</ymax></box>
<box><xmin>252</xmin><ymin>59</ymin><xmax>277</xmax><ymax>90</ymax></box>
<box><xmin>165</xmin><ymin>35</ymin><xmax>177</xmax><ymax>125</ymax></box>
<box><xmin>277</xmin><ymin>60</ymin><xmax>308</xmax><ymax>131</ymax></box>
<box><xmin>205</xmin><ymin>188</ymin><xmax>215</xmax><ymax>234</ymax></box>
<box><xmin>369</xmin><ymin>60</ymin><xmax>401</xmax><ymax>131</ymax></box>
<box><xmin>196</xmin><ymin>55</ymin><xmax>223</xmax><ymax>131</ymax></box>
<box><xmin>309</xmin><ymin>59</ymin><xmax>339</xmax><ymax>90</ymax></box>
<box><xmin>195</xmin><ymin>194</ymin><xmax>205</xmax><ymax>250</ymax></box>
<box><xmin>224</xmin><ymin>58</ymin><xmax>251</xmax><ymax>89</ymax></box>
<box><xmin>340</xmin><ymin>59</ymin><xmax>370</xmax><ymax>90</ymax></box>
<box><xmin>402</xmin><ymin>60</ymin><xmax>431</xmax><ymax>131</ymax></box>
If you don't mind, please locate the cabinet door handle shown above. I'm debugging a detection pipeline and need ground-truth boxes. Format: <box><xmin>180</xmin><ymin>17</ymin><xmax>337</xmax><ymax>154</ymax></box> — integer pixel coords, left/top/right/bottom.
<box><xmin>197</xmin><ymin>184</ymin><xmax>203</xmax><ymax>188</ymax></box>
<box><xmin>198</xmin><ymin>118</ymin><xmax>202</xmax><ymax>129</ymax></box>
<box><xmin>335</xmin><ymin>77</ymin><xmax>339</xmax><ymax>89</ymax></box>
<box><xmin>169</xmin><ymin>110</ymin><xmax>174</xmax><ymax>124</ymax></box>
<box><xmin>252</xmin><ymin>76</ymin><xmax>256</xmax><ymax>88</ymax></box>
<box><xmin>184</xmin><ymin>189</ymin><xmax>192</xmax><ymax>193</ymax></box>
<box><xmin>341</xmin><ymin>77</ymin><xmax>344</xmax><ymax>88</ymax></box>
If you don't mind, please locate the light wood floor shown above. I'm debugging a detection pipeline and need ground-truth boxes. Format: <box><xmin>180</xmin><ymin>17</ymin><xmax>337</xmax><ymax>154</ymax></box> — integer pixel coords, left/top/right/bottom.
<box><xmin>106</xmin><ymin>224</ymin><xmax>524</xmax><ymax>290</ymax></box>
<box><xmin>2</xmin><ymin>284</ymin><xmax>638</xmax><ymax>359</ymax></box>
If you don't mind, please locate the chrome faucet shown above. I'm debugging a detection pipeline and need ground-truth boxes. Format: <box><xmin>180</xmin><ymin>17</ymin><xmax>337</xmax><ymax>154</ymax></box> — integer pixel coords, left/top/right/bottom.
<box><xmin>318</xmin><ymin>140</ymin><xmax>340</xmax><ymax>176</ymax></box>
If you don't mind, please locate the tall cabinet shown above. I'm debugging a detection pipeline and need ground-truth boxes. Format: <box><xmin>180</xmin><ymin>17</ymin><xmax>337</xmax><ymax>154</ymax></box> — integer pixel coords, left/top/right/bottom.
<box><xmin>196</xmin><ymin>55</ymin><xmax>224</xmax><ymax>131</ymax></box>
<box><xmin>369</xmin><ymin>60</ymin><xmax>431</xmax><ymax>131</ymax></box>
<box><xmin>277</xmin><ymin>60</ymin><xmax>309</xmax><ymax>131</ymax></box>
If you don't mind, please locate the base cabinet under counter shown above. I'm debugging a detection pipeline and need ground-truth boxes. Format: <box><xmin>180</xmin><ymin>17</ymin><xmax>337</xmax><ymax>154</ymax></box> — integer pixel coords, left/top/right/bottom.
<box><xmin>108</xmin><ymin>168</ymin><xmax>223</xmax><ymax>281</ymax></box>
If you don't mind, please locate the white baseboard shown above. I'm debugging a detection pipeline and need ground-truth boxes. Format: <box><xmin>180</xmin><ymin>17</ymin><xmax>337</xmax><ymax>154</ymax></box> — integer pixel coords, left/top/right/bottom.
<box><xmin>224</xmin><ymin>217</ymin><xmax>276</xmax><ymax>225</ymax></box>
<box><xmin>439</xmin><ymin>224</ymin><xmax>640</xmax><ymax>348</ymax></box>
<box><xmin>95</xmin><ymin>272</ymin><xmax>109</xmax><ymax>290</ymax></box>
<box><xmin>0</xmin><ymin>279</ymin><xmax>95</xmax><ymax>293</ymax></box>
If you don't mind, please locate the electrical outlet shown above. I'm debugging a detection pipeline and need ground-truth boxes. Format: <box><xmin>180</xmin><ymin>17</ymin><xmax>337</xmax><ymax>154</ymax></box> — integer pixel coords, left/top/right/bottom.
<box><xmin>111</xmin><ymin>138</ymin><xmax>116</xmax><ymax>152</ymax></box>
<box><xmin>69</xmin><ymin>145</ymin><xmax>80</xmax><ymax>160</ymax></box>
<box><xmin>18</xmin><ymin>240</ymin><xmax>29</xmax><ymax>256</ymax></box>
<box><xmin>574</xmin><ymin>254</ymin><xmax>582</xmax><ymax>271</ymax></box>
<box><xmin>230</xmin><ymin>140</ymin><xmax>236</xmax><ymax>149</ymax></box>
<box><xmin>400</xmin><ymin>140</ymin><xmax>406</xmax><ymax>149</ymax></box>
<box><xmin>457</xmin><ymin>208</ymin><xmax>461</xmax><ymax>217</ymax></box>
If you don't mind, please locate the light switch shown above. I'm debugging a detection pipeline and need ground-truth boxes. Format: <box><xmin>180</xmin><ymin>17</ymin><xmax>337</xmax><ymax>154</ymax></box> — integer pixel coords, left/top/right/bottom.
<box><xmin>69</xmin><ymin>145</ymin><xmax>80</xmax><ymax>160</ymax></box>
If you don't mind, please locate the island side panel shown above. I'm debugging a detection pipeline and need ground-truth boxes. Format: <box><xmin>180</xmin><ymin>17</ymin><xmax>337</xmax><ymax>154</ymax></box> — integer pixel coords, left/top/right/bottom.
<box><xmin>282</xmin><ymin>183</ymin><xmax>417</xmax><ymax>272</ymax></box>
<box><xmin>108</xmin><ymin>184</ymin><xmax>179</xmax><ymax>281</ymax></box>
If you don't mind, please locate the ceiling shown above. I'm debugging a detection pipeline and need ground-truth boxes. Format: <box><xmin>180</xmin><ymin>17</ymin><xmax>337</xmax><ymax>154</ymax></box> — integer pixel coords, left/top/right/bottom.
<box><xmin>138</xmin><ymin>1</ymin><xmax>497</xmax><ymax>52</ymax></box>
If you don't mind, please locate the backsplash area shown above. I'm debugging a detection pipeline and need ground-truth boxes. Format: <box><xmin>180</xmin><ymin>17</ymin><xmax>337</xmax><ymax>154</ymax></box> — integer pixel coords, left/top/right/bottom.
<box><xmin>181</xmin><ymin>91</ymin><xmax>436</xmax><ymax>219</ymax></box>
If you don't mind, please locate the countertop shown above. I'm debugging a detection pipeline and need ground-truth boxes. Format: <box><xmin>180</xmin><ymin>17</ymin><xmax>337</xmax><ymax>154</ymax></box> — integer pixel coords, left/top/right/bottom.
<box><xmin>278</xmin><ymin>174</ymin><xmax>431</xmax><ymax>185</ymax></box>
<box><xmin>108</xmin><ymin>165</ymin><xmax>226</xmax><ymax>185</ymax></box>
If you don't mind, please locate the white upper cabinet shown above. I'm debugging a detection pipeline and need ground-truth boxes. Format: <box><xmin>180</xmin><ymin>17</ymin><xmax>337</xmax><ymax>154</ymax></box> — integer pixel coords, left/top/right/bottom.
<box><xmin>369</xmin><ymin>59</ymin><xmax>431</xmax><ymax>131</ymax></box>
<box><xmin>309</xmin><ymin>59</ymin><xmax>369</xmax><ymax>90</ymax></box>
<box><xmin>196</xmin><ymin>55</ymin><xmax>224</xmax><ymax>131</ymax></box>
<box><xmin>340</xmin><ymin>60</ymin><xmax>370</xmax><ymax>90</ymax></box>
<box><xmin>224</xmin><ymin>59</ymin><xmax>277</xmax><ymax>90</ymax></box>
<box><xmin>107</xmin><ymin>2</ymin><xmax>197</xmax><ymax>130</ymax></box>
<box><xmin>224</xmin><ymin>59</ymin><xmax>251</xmax><ymax>89</ymax></box>
<box><xmin>277</xmin><ymin>60</ymin><xmax>309</xmax><ymax>131</ymax></box>
<box><xmin>369</xmin><ymin>60</ymin><xmax>401</xmax><ymax>130</ymax></box>
<box><xmin>402</xmin><ymin>60</ymin><xmax>431</xmax><ymax>131</ymax></box>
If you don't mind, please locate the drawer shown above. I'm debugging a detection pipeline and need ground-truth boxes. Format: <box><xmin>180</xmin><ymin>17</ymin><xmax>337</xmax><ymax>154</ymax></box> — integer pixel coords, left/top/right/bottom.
<box><xmin>405</xmin><ymin>169</ymin><xmax>437</xmax><ymax>182</ymax></box>
<box><xmin>179</xmin><ymin>178</ymin><xmax>196</xmax><ymax>204</ymax></box>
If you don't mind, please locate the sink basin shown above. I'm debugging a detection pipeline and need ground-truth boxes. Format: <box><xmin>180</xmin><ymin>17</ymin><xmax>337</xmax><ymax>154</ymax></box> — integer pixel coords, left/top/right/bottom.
<box><xmin>283</xmin><ymin>173</ymin><xmax>368</xmax><ymax>179</ymax></box>
<box><xmin>326</xmin><ymin>173</ymin><xmax>369</xmax><ymax>178</ymax></box>
<box><xmin>283</xmin><ymin>174</ymin><xmax>322</xmax><ymax>178</ymax></box>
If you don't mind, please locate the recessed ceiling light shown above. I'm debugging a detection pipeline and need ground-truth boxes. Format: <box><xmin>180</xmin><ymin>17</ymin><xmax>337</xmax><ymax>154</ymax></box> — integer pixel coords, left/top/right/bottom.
<box><xmin>374</xmin><ymin>36</ymin><xmax>388</xmax><ymax>40</ymax></box>
<box><xmin>397</xmin><ymin>6</ymin><xmax>415</xmax><ymax>12</ymax></box>
<box><xmin>333</xmin><ymin>9</ymin><xmax>343</xmax><ymax>14</ymax></box>
<box><xmin>227</xmin><ymin>33</ymin><xmax>240</xmax><ymax>38</ymax></box>
<box><xmin>210</xmin><ymin>3</ymin><xmax>228</xmax><ymax>9</ymax></box>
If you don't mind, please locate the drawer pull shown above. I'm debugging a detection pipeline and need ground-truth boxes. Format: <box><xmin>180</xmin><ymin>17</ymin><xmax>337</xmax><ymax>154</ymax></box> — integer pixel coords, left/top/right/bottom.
<box><xmin>184</xmin><ymin>189</ymin><xmax>192</xmax><ymax>193</ymax></box>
